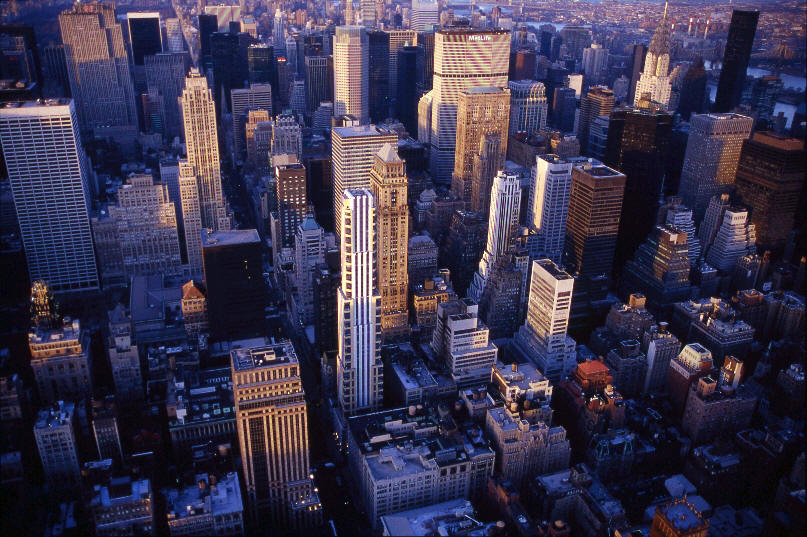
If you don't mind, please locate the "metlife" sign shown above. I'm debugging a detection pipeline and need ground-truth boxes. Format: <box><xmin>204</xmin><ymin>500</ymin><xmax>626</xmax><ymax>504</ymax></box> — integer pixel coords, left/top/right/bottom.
<box><xmin>468</xmin><ymin>35</ymin><xmax>491</xmax><ymax>41</ymax></box>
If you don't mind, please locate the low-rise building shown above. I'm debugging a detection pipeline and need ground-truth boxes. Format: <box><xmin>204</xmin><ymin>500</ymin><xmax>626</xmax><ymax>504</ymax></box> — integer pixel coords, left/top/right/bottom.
<box><xmin>380</xmin><ymin>498</ymin><xmax>498</xmax><ymax>536</ymax></box>
<box><xmin>89</xmin><ymin>476</ymin><xmax>153</xmax><ymax>536</ymax></box>
<box><xmin>432</xmin><ymin>299</ymin><xmax>498</xmax><ymax>389</ymax></box>
<box><xmin>164</xmin><ymin>472</ymin><xmax>244</xmax><ymax>536</ymax></box>
<box><xmin>681</xmin><ymin>372</ymin><xmax>758</xmax><ymax>445</ymax></box>
<box><xmin>387</xmin><ymin>360</ymin><xmax>439</xmax><ymax>406</ymax></box>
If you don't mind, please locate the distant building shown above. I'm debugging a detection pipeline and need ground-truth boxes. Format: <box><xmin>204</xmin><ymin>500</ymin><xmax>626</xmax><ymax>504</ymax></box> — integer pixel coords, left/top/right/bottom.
<box><xmin>181</xmin><ymin>280</ymin><xmax>208</xmax><ymax>340</ymax></box>
<box><xmin>633</xmin><ymin>4</ymin><xmax>672</xmax><ymax>109</ymax></box>
<box><xmin>164</xmin><ymin>472</ymin><xmax>244</xmax><ymax>536</ymax></box>
<box><xmin>713</xmin><ymin>10</ymin><xmax>759</xmax><ymax>113</ymax></box>
<box><xmin>89</xmin><ymin>476</ymin><xmax>153</xmax><ymax>537</ymax></box>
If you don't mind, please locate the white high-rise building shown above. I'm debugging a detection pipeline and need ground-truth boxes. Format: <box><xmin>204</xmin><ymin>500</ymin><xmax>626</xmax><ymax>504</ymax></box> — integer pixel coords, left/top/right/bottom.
<box><xmin>360</xmin><ymin>0</ymin><xmax>377</xmax><ymax>27</ymax></box>
<box><xmin>334</xmin><ymin>26</ymin><xmax>369</xmax><ymax>124</ymax></box>
<box><xmin>231</xmin><ymin>83</ymin><xmax>273</xmax><ymax>161</ymax></box>
<box><xmin>633</xmin><ymin>3</ymin><xmax>672</xmax><ymax>108</ymax></box>
<box><xmin>705</xmin><ymin>208</ymin><xmax>756</xmax><ymax>272</ymax></box>
<box><xmin>658</xmin><ymin>196</ymin><xmax>702</xmax><ymax>264</ymax></box>
<box><xmin>677</xmin><ymin>113</ymin><xmax>753</xmax><ymax>222</ymax></box>
<box><xmin>698</xmin><ymin>193</ymin><xmax>731</xmax><ymax>256</ymax></box>
<box><xmin>411</xmin><ymin>0</ymin><xmax>439</xmax><ymax>31</ymax></box>
<box><xmin>528</xmin><ymin>155</ymin><xmax>573</xmax><ymax>264</ymax></box>
<box><xmin>508</xmin><ymin>80</ymin><xmax>548</xmax><ymax>135</ymax></box>
<box><xmin>273</xmin><ymin>9</ymin><xmax>285</xmax><ymax>52</ymax></box>
<box><xmin>331</xmin><ymin>124</ymin><xmax>398</xmax><ymax>238</ymax></box>
<box><xmin>429</xmin><ymin>28</ymin><xmax>511</xmax><ymax>184</ymax></box>
<box><xmin>337</xmin><ymin>190</ymin><xmax>384</xmax><ymax>414</ymax></box>
<box><xmin>417</xmin><ymin>90</ymin><xmax>433</xmax><ymax>143</ymax></box>
<box><xmin>582</xmin><ymin>44</ymin><xmax>609</xmax><ymax>82</ymax></box>
<box><xmin>178</xmin><ymin>160</ymin><xmax>203</xmax><ymax>276</ymax></box>
<box><xmin>165</xmin><ymin>18</ymin><xmax>184</xmax><ymax>52</ymax></box>
<box><xmin>513</xmin><ymin>259</ymin><xmax>577</xmax><ymax>381</ymax></box>
<box><xmin>293</xmin><ymin>215</ymin><xmax>326</xmax><ymax>326</ymax></box>
<box><xmin>468</xmin><ymin>171</ymin><xmax>521</xmax><ymax>302</ymax></box>
<box><xmin>181</xmin><ymin>69</ymin><xmax>230</xmax><ymax>231</ymax></box>
<box><xmin>0</xmin><ymin>100</ymin><xmax>99</xmax><ymax>292</ymax></box>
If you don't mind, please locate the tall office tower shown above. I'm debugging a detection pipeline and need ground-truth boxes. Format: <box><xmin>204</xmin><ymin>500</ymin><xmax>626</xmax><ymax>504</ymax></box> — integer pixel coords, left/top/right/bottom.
<box><xmin>248</xmin><ymin>44</ymin><xmax>277</xmax><ymax>98</ymax></box>
<box><xmin>285</xmin><ymin>35</ymin><xmax>299</xmax><ymax>77</ymax></box>
<box><xmin>165</xmin><ymin>18</ymin><xmax>184</xmax><ymax>53</ymax></box>
<box><xmin>510</xmin><ymin>50</ymin><xmax>537</xmax><ymax>81</ymax></box>
<box><xmin>0</xmin><ymin>100</ymin><xmax>99</xmax><ymax>292</ymax></box>
<box><xmin>705</xmin><ymin>208</ymin><xmax>756</xmax><ymax>272</ymax></box>
<box><xmin>231</xmin><ymin>83</ymin><xmax>273</xmax><ymax>160</ymax></box>
<box><xmin>35</xmin><ymin>401</ymin><xmax>80</xmax><ymax>490</ymax></box>
<box><xmin>367</xmin><ymin>30</ymin><xmax>389</xmax><ymax>124</ymax></box>
<box><xmin>677</xmin><ymin>113</ymin><xmax>753</xmax><ymax>222</ymax></box>
<box><xmin>106</xmin><ymin>304</ymin><xmax>143</xmax><ymax>408</ymax></box>
<box><xmin>334</xmin><ymin>26</ymin><xmax>369</xmax><ymax>124</ymax></box>
<box><xmin>411</xmin><ymin>0</ymin><xmax>439</xmax><ymax>31</ymax></box>
<box><xmin>588</xmin><ymin>115</ymin><xmax>610</xmax><ymax>160</ymax></box>
<box><xmin>59</xmin><ymin>2</ymin><xmax>138</xmax><ymax>147</ymax></box>
<box><xmin>619</xmin><ymin>225</ymin><xmax>693</xmax><ymax>313</ymax></box>
<box><xmin>126</xmin><ymin>13</ymin><xmax>162</xmax><ymax>81</ymax></box>
<box><xmin>360</xmin><ymin>0</ymin><xmax>377</xmax><ymax>27</ymax></box>
<box><xmin>201</xmin><ymin>229</ymin><xmax>264</xmax><ymax>341</ymax></box>
<box><xmin>331</xmin><ymin>124</ymin><xmax>397</xmax><ymax>238</ymax></box>
<box><xmin>528</xmin><ymin>155</ymin><xmax>573</xmax><ymax>264</ymax></box>
<box><xmin>0</xmin><ymin>24</ymin><xmax>42</xmax><ymax>99</ymax></box>
<box><xmin>551</xmin><ymin>87</ymin><xmax>576</xmax><ymax>133</ymax></box>
<box><xmin>513</xmin><ymin>259</ymin><xmax>576</xmax><ymax>381</ymax></box>
<box><xmin>657</xmin><ymin>196</ymin><xmax>702</xmax><ymax>264</ymax></box>
<box><xmin>451</xmin><ymin>87</ymin><xmax>510</xmax><ymax>209</ymax></box>
<box><xmin>245</xmin><ymin>110</ymin><xmax>271</xmax><ymax>171</ymax></box>
<box><xmin>565</xmin><ymin>160</ymin><xmax>627</xmax><ymax>278</ymax></box>
<box><xmin>387</xmin><ymin>30</ymin><xmax>417</xmax><ymax>99</ymax></box>
<box><xmin>442</xmin><ymin>211</ymin><xmax>488</xmax><ymax>298</ymax></box>
<box><xmin>369</xmin><ymin>145</ymin><xmax>410</xmax><ymax>340</ymax></box>
<box><xmin>633</xmin><ymin>3</ymin><xmax>672</xmax><ymax>108</ymax></box>
<box><xmin>508</xmin><ymin>80</ymin><xmax>547</xmax><ymax>136</ymax></box>
<box><xmin>642</xmin><ymin>323</ymin><xmax>680</xmax><ymax>394</ymax></box>
<box><xmin>479</xmin><ymin>249</ymin><xmax>529</xmax><ymax>339</ymax></box>
<box><xmin>305</xmin><ymin>55</ymin><xmax>330</xmax><ymax>117</ymax></box>
<box><xmin>271</xmin><ymin>113</ymin><xmax>303</xmax><ymax>159</ymax></box>
<box><xmin>274</xmin><ymin>154</ymin><xmax>307</xmax><ymax>250</ymax></box>
<box><xmin>293</xmin><ymin>215</ymin><xmax>326</xmax><ymax>326</ymax></box>
<box><xmin>397</xmin><ymin>45</ymin><xmax>420</xmax><ymax>136</ymax></box>
<box><xmin>582</xmin><ymin>43</ymin><xmax>608</xmax><ymax>83</ymax></box>
<box><xmin>735</xmin><ymin>133</ymin><xmax>805</xmax><ymax>254</ymax></box>
<box><xmin>178</xmin><ymin>161</ymin><xmax>203</xmax><ymax>275</ymax></box>
<box><xmin>627</xmin><ymin>45</ymin><xmax>647</xmax><ymax>103</ymax></box>
<box><xmin>210</xmin><ymin>31</ymin><xmax>255</xmax><ymax>114</ymax></box>
<box><xmin>416</xmin><ymin>30</ymin><xmax>435</xmax><ymax>95</ymax></box>
<box><xmin>578</xmin><ymin>86</ymin><xmax>613</xmax><ymax>155</ymax></box>
<box><xmin>180</xmin><ymin>69</ymin><xmax>230</xmax><ymax>231</ymax></box>
<box><xmin>605</xmin><ymin>105</ymin><xmax>673</xmax><ymax>270</ymax></box>
<box><xmin>28</xmin><ymin>281</ymin><xmax>93</xmax><ymax>403</ymax></box>
<box><xmin>468</xmin><ymin>171</ymin><xmax>521</xmax><ymax>302</ymax></box>
<box><xmin>43</xmin><ymin>42</ymin><xmax>70</xmax><ymax>97</ymax></box>
<box><xmin>713</xmin><ymin>10</ymin><xmax>759</xmax><ymax>113</ymax></box>
<box><xmin>417</xmin><ymin>90</ymin><xmax>433</xmax><ymax>143</ymax></box>
<box><xmin>231</xmin><ymin>340</ymin><xmax>322</xmax><ymax>527</ymax></box>
<box><xmin>429</xmin><ymin>28</ymin><xmax>511</xmax><ymax>184</ymax></box>
<box><xmin>273</xmin><ymin>8</ymin><xmax>285</xmax><ymax>52</ymax></box>
<box><xmin>337</xmin><ymin>190</ymin><xmax>384</xmax><ymax>414</ymax></box>
<box><xmin>198</xmin><ymin>13</ymin><xmax>218</xmax><ymax>63</ymax></box>
<box><xmin>677</xmin><ymin>59</ymin><xmax>707</xmax><ymax>120</ymax></box>
<box><xmin>698</xmin><ymin>193</ymin><xmax>731</xmax><ymax>257</ymax></box>
<box><xmin>93</xmin><ymin>174</ymin><xmax>182</xmax><ymax>280</ymax></box>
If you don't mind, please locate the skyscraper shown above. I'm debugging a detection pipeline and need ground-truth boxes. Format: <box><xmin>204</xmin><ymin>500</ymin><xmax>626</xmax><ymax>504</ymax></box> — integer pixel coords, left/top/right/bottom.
<box><xmin>126</xmin><ymin>12</ymin><xmax>162</xmax><ymax>67</ymax></box>
<box><xmin>144</xmin><ymin>52</ymin><xmax>189</xmax><ymax>142</ymax></box>
<box><xmin>627</xmin><ymin>44</ymin><xmax>647</xmax><ymax>105</ymax></box>
<box><xmin>337</xmin><ymin>190</ymin><xmax>384</xmax><ymax>414</ymax></box>
<box><xmin>274</xmin><ymin>154</ymin><xmax>307</xmax><ymax>250</ymax></box>
<box><xmin>180</xmin><ymin>69</ymin><xmax>230</xmax><ymax>231</ymax></box>
<box><xmin>513</xmin><ymin>259</ymin><xmax>577</xmax><ymax>382</ymax></box>
<box><xmin>367</xmin><ymin>30</ymin><xmax>389</xmax><ymax>124</ymax></box>
<box><xmin>231</xmin><ymin>83</ymin><xmax>273</xmax><ymax>160</ymax></box>
<box><xmin>35</xmin><ymin>401</ymin><xmax>81</xmax><ymax>490</ymax></box>
<box><xmin>451</xmin><ymin>86</ymin><xmax>510</xmax><ymax>209</ymax></box>
<box><xmin>677</xmin><ymin>113</ymin><xmax>753</xmax><ymax>222</ymax></box>
<box><xmin>578</xmin><ymin>86</ymin><xmax>613</xmax><ymax>155</ymax></box>
<box><xmin>713</xmin><ymin>10</ymin><xmax>759</xmax><ymax>113</ymax></box>
<box><xmin>331</xmin><ymin>124</ymin><xmax>397</xmax><ymax>238</ymax></box>
<box><xmin>704</xmin><ymin>208</ymin><xmax>756</xmax><ymax>272</ymax></box>
<box><xmin>429</xmin><ymin>28</ymin><xmax>511</xmax><ymax>183</ymax></box>
<box><xmin>178</xmin><ymin>160</ymin><xmax>203</xmax><ymax>275</ymax></box>
<box><xmin>231</xmin><ymin>340</ymin><xmax>321</xmax><ymax>527</ymax></box>
<box><xmin>528</xmin><ymin>155</ymin><xmax>574</xmax><ymax>264</ymax></box>
<box><xmin>677</xmin><ymin>58</ymin><xmax>707</xmax><ymax>120</ymax></box>
<box><xmin>305</xmin><ymin>55</ymin><xmax>330</xmax><ymax>117</ymax></box>
<box><xmin>396</xmin><ymin>45</ymin><xmax>420</xmax><ymax>136</ymax></box>
<box><xmin>59</xmin><ymin>2</ymin><xmax>138</xmax><ymax>149</ymax></box>
<box><xmin>360</xmin><ymin>0</ymin><xmax>377</xmax><ymax>27</ymax></box>
<box><xmin>605</xmin><ymin>105</ymin><xmax>673</xmax><ymax>271</ymax></box>
<box><xmin>293</xmin><ymin>215</ymin><xmax>326</xmax><ymax>326</ymax></box>
<box><xmin>334</xmin><ymin>26</ymin><xmax>369</xmax><ymax>124</ymax></box>
<box><xmin>633</xmin><ymin>3</ymin><xmax>672</xmax><ymax>109</ymax></box>
<box><xmin>370</xmin><ymin>144</ymin><xmax>409</xmax><ymax>341</ymax></box>
<box><xmin>165</xmin><ymin>18</ymin><xmax>184</xmax><ymax>53</ymax></box>
<box><xmin>198</xmin><ymin>13</ymin><xmax>218</xmax><ymax>63</ymax></box>
<box><xmin>411</xmin><ymin>0</ymin><xmax>439</xmax><ymax>31</ymax></box>
<box><xmin>551</xmin><ymin>87</ymin><xmax>576</xmax><ymax>133</ymax></box>
<box><xmin>201</xmin><ymin>229</ymin><xmax>265</xmax><ymax>341</ymax></box>
<box><xmin>564</xmin><ymin>160</ymin><xmax>627</xmax><ymax>278</ymax></box>
<box><xmin>734</xmin><ymin>132</ymin><xmax>805</xmax><ymax>254</ymax></box>
<box><xmin>507</xmin><ymin>80</ymin><xmax>548</xmax><ymax>136</ymax></box>
<box><xmin>468</xmin><ymin>171</ymin><xmax>521</xmax><ymax>302</ymax></box>
<box><xmin>387</xmin><ymin>30</ymin><xmax>417</xmax><ymax>100</ymax></box>
<box><xmin>441</xmin><ymin>211</ymin><xmax>488</xmax><ymax>298</ymax></box>
<box><xmin>0</xmin><ymin>100</ymin><xmax>99</xmax><ymax>292</ymax></box>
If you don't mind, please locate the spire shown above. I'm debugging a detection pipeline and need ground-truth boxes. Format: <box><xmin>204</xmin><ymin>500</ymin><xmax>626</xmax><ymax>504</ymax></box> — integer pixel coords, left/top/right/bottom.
<box><xmin>648</xmin><ymin>2</ymin><xmax>672</xmax><ymax>57</ymax></box>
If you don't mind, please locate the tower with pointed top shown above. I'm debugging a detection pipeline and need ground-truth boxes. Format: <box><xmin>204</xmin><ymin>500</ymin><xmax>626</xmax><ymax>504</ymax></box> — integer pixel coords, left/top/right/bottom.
<box><xmin>634</xmin><ymin>2</ymin><xmax>673</xmax><ymax>109</ymax></box>
<box><xmin>370</xmin><ymin>144</ymin><xmax>410</xmax><ymax>341</ymax></box>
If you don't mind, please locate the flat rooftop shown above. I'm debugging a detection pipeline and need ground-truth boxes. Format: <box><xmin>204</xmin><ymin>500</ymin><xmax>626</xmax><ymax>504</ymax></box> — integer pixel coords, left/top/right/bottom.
<box><xmin>201</xmin><ymin>228</ymin><xmax>260</xmax><ymax>247</ymax></box>
<box><xmin>230</xmin><ymin>340</ymin><xmax>297</xmax><ymax>372</ymax></box>
<box><xmin>535</xmin><ymin>258</ymin><xmax>573</xmax><ymax>280</ymax></box>
<box><xmin>332</xmin><ymin>124</ymin><xmax>393</xmax><ymax>138</ymax></box>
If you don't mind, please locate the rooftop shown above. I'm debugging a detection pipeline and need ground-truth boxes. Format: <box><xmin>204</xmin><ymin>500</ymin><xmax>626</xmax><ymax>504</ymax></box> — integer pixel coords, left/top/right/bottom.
<box><xmin>35</xmin><ymin>401</ymin><xmax>75</xmax><ymax>429</ymax></box>
<box><xmin>201</xmin><ymin>228</ymin><xmax>261</xmax><ymax>248</ymax></box>
<box><xmin>657</xmin><ymin>498</ymin><xmax>708</xmax><ymax>532</ymax></box>
<box><xmin>332</xmin><ymin>124</ymin><xmax>393</xmax><ymax>138</ymax></box>
<box><xmin>380</xmin><ymin>499</ymin><xmax>490</xmax><ymax>536</ymax></box>
<box><xmin>230</xmin><ymin>339</ymin><xmax>296</xmax><ymax>372</ymax></box>
<box><xmin>165</xmin><ymin>472</ymin><xmax>243</xmax><ymax>521</ymax></box>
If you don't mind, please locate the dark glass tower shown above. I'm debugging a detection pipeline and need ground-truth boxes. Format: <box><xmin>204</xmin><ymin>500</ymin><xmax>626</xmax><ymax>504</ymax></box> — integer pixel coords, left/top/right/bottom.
<box><xmin>713</xmin><ymin>10</ymin><xmax>759</xmax><ymax>113</ymax></box>
<box><xmin>677</xmin><ymin>58</ymin><xmax>707</xmax><ymax>120</ymax></box>
<box><xmin>396</xmin><ymin>45</ymin><xmax>419</xmax><ymax>137</ymax></box>
<box><xmin>368</xmin><ymin>30</ymin><xmax>389</xmax><ymax>124</ymax></box>
<box><xmin>247</xmin><ymin>44</ymin><xmax>278</xmax><ymax>104</ymax></box>
<box><xmin>628</xmin><ymin>44</ymin><xmax>647</xmax><ymax>105</ymax></box>
<box><xmin>198</xmin><ymin>13</ymin><xmax>218</xmax><ymax>65</ymax></box>
<box><xmin>605</xmin><ymin>105</ymin><xmax>673</xmax><ymax>273</ymax></box>
<box><xmin>127</xmin><ymin>15</ymin><xmax>162</xmax><ymax>66</ymax></box>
